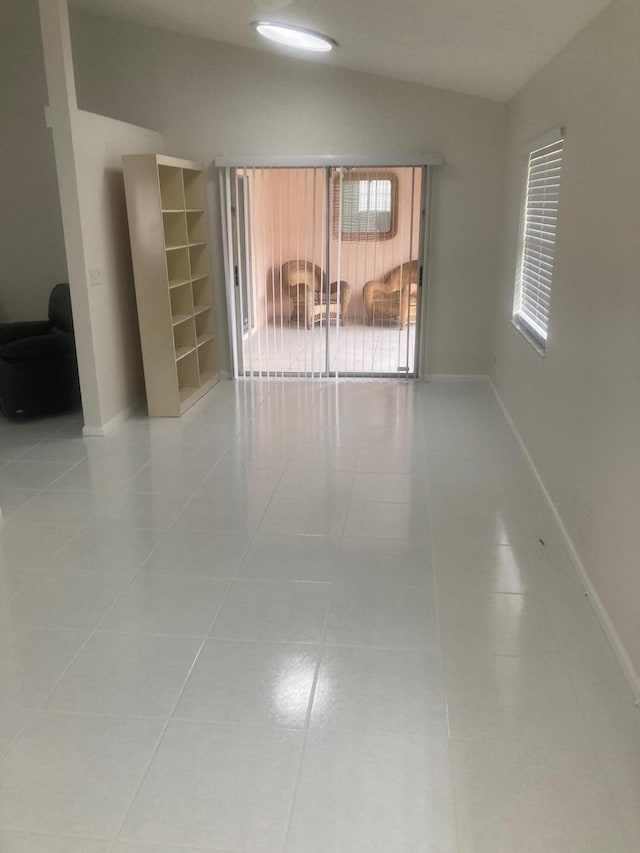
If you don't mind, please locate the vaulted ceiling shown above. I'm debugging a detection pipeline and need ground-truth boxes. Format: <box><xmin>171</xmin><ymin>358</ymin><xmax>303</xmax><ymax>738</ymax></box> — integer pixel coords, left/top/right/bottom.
<box><xmin>71</xmin><ymin>0</ymin><xmax>612</xmax><ymax>101</ymax></box>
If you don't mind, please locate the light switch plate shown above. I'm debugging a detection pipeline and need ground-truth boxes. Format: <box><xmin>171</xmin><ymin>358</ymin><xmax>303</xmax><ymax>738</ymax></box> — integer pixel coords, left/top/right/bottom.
<box><xmin>89</xmin><ymin>268</ymin><xmax>101</xmax><ymax>286</ymax></box>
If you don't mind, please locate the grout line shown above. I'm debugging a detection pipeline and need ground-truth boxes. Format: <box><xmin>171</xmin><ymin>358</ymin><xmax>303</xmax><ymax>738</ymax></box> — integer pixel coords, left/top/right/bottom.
<box><xmin>423</xmin><ymin>439</ymin><xmax>462</xmax><ymax>853</ymax></box>
<box><xmin>281</xmin><ymin>518</ymin><xmax>335</xmax><ymax>849</ymax></box>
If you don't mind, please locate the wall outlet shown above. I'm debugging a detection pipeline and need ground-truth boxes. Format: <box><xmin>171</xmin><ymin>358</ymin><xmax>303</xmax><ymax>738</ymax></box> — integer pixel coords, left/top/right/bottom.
<box><xmin>88</xmin><ymin>268</ymin><xmax>101</xmax><ymax>287</ymax></box>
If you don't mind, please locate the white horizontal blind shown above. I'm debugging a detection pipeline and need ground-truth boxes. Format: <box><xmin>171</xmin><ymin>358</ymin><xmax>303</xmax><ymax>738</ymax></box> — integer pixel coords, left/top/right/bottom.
<box><xmin>514</xmin><ymin>134</ymin><xmax>564</xmax><ymax>347</ymax></box>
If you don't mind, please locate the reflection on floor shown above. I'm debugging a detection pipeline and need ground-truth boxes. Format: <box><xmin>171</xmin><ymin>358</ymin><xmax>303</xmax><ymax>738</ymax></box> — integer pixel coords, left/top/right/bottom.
<box><xmin>0</xmin><ymin>379</ymin><xmax>638</xmax><ymax>852</ymax></box>
<box><xmin>241</xmin><ymin>321</ymin><xmax>416</xmax><ymax>376</ymax></box>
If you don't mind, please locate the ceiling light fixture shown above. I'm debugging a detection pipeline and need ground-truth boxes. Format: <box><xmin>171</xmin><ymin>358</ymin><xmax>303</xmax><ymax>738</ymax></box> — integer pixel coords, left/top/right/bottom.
<box><xmin>252</xmin><ymin>21</ymin><xmax>336</xmax><ymax>53</ymax></box>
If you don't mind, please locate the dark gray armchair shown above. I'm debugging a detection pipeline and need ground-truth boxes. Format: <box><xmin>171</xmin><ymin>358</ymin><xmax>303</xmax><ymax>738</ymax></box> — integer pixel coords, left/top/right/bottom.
<box><xmin>0</xmin><ymin>283</ymin><xmax>81</xmax><ymax>418</ymax></box>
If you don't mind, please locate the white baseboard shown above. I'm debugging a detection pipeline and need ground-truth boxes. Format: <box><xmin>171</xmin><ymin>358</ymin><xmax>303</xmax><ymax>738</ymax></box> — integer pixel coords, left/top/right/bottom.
<box><xmin>82</xmin><ymin>398</ymin><xmax>144</xmax><ymax>437</ymax></box>
<box><xmin>425</xmin><ymin>373</ymin><xmax>490</xmax><ymax>382</ymax></box>
<box><xmin>490</xmin><ymin>380</ymin><xmax>640</xmax><ymax>704</ymax></box>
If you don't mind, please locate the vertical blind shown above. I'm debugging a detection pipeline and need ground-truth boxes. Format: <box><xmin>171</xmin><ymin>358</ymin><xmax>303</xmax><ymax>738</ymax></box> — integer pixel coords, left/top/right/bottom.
<box><xmin>513</xmin><ymin>133</ymin><xmax>564</xmax><ymax>347</ymax></box>
<box><xmin>220</xmin><ymin>165</ymin><xmax>425</xmax><ymax>378</ymax></box>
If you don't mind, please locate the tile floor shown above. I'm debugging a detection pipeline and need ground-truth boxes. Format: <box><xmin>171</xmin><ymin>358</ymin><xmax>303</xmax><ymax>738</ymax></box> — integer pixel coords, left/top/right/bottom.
<box><xmin>0</xmin><ymin>379</ymin><xmax>638</xmax><ymax>852</ymax></box>
<box><xmin>241</xmin><ymin>321</ymin><xmax>416</xmax><ymax>376</ymax></box>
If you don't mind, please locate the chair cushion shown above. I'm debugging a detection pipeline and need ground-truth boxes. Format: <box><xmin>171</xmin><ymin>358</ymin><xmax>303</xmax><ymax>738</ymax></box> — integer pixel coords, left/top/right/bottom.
<box><xmin>0</xmin><ymin>320</ymin><xmax>51</xmax><ymax>345</ymax></box>
<box><xmin>0</xmin><ymin>332</ymin><xmax>75</xmax><ymax>363</ymax></box>
<box><xmin>48</xmin><ymin>283</ymin><xmax>74</xmax><ymax>334</ymax></box>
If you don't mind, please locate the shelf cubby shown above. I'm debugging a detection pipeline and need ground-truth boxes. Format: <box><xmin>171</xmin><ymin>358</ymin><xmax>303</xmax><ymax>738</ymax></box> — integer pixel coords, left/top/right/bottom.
<box><xmin>159</xmin><ymin>165</ymin><xmax>184</xmax><ymax>211</ymax></box>
<box><xmin>183</xmin><ymin>169</ymin><xmax>205</xmax><ymax>211</ymax></box>
<box><xmin>177</xmin><ymin>349</ymin><xmax>200</xmax><ymax>395</ymax></box>
<box><xmin>165</xmin><ymin>247</ymin><xmax>190</xmax><ymax>286</ymax></box>
<box><xmin>195</xmin><ymin>306</ymin><xmax>214</xmax><ymax>347</ymax></box>
<box><xmin>186</xmin><ymin>210</ymin><xmax>207</xmax><ymax>245</ymax></box>
<box><xmin>163</xmin><ymin>211</ymin><xmax>188</xmax><ymax>249</ymax></box>
<box><xmin>189</xmin><ymin>243</ymin><xmax>209</xmax><ymax>279</ymax></box>
<box><xmin>173</xmin><ymin>319</ymin><xmax>196</xmax><ymax>360</ymax></box>
<box><xmin>169</xmin><ymin>281</ymin><xmax>193</xmax><ymax>325</ymax></box>
<box><xmin>192</xmin><ymin>275</ymin><xmax>212</xmax><ymax>310</ymax></box>
<box><xmin>123</xmin><ymin>154</ymin><xmax>219</xmax><ymax>416</ymax></box>
<box><xmin>197</xmin><ymin>337</ymin><xmax>218</xmax><ymax>382</ymax></box>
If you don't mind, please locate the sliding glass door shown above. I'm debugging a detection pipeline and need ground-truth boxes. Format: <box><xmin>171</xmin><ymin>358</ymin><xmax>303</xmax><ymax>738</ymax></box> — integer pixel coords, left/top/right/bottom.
<box><xmin>219</xmin><ymin>160</ymin><xmax>432</xmax><ymax>379</ymax></box>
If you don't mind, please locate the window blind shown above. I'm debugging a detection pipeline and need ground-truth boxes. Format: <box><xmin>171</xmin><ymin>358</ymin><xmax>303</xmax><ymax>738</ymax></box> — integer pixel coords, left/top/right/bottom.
<box><xmin>331</xmin><ymin>170</ymin><xmax>398</xmax><ymax>241</ymax></box>
<box><xmin>513</xmin><ymin>134</ymin><xmax>564</xmax><ymax>348</ymax></box>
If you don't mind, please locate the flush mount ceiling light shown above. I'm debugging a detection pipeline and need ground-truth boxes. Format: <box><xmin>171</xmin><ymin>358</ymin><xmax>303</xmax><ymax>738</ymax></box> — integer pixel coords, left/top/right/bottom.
<box><xmin>252</xmin><ymin>21</ymin><xmax>336</xmax><ymax>53</ymax></box>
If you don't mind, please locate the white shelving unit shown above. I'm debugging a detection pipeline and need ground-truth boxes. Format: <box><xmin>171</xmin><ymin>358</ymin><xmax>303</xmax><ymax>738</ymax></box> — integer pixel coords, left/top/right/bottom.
<box><xmin>122</xmin><ymin>154</ymin><xmax>219</xmax><ymax>416</ymax></box>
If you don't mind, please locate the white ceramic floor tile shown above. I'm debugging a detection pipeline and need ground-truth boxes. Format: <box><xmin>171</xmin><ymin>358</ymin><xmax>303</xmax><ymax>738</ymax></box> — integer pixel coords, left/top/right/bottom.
<box><xmin>338</xmin><ymin>537</ymin><xmax>432</xmax><ymax>585</ymax></box>
<box><xmin>350</xmin><ymin>472</ymin><xmax>426</xmax><ymax>503</ymax></box>
<box><xmin>7</xmin><ymin>572</ymin><xmax>130</xmax><ymax>631</ymax></box>
<box><xmin>444</xmin><ymin>650</ymin><xmax>591</xmax><ymax>749</ymax></box>
<box><xmin>171</xmin><ymin>491</ymin><xmax>271</xmax><ymax>534</ymax></box>
<box><xmin>198</xmin><ymin>465</ymin><xmax>283</xmax><ymax>499</ymax></box>
<box><xmin>100</xmin><ymin>575</ymin><xmax>231</xmax><ymax>636</ymax></box>
<box><xmin>344</xmin><ymin>500</ymin><xmax>430</xmax><ymax>543</ymax></box>
<box><xmin>0</xmin><ymin>832</ymin><xmax>110</xmax><ymax>852</ymax></box>
<box><xmin>325</xmin><ymin>581</ymin><xmax>438</xmax><ymax>649</ymax></box>
<box><xmin>0</xmin><ymin>438</ymin><xmax>38</xmax><ymax>463</ymax></box>
<box><xmin>0</xmin><ymin>712</ymin><xmax>164</xmax><ymax>837</ymax></box>
<box><xmin>355</xmin><ymin>444</ymin><xmax>423</xmax><ymax>474</ymax></box>
<box><xmin>284</xmin><ymin>443</ymin><xmax>358</xmax><ymax>472</ymax></box>
<box><xmin>238</xmin><ymin>532</ymin><xmax>341</xmax><ymax>582</ymax></box>
<box><xmin>0</xmin><ymin>700</ymin><xmax>33</xmax><ymax>759</ymax></box>
<box><xmin>275</xmin><ymin>468</ymin><xmax>354</xmax><ymax>503</ymax></box>
<box><xmin>433</xmin><ymin>540</ymin><xmax>544</xmax><ymax>596</ymax></box>
<box><xmin>48</xmin><ymin>525</ymin><xmax>163</xmax><ymax>577</ymax></box>
<box><xmin>310</xmin><ymin>645</ymin><xmax>447</xmax><ymax>736</ymax></box>
<box><xmin>0</xmin><ymin>522</ymin><xmax>82</xmax><ymax>568</ymax></box>
<box><xmin>124</xmin><ymin>460</ymin><xmax>211</xmax><ymax>496</ymax></box>
<box><xmin>19</xmin><ymin>440</ymin><xmax>88</xmax><ymax>465</ymax></box>
<box><xmin>175</xmin><ymin>638</ymin><xmax>319</xmax><ymax>728</ymax></box>
<box><xmin>562</xmin><ymin>641</ymin><xmax>640</xmax><ymax>752</ymax></box>
<box><xmin>10</xmin><ymin>490</ymin><xmax>101</xmax><ymax>526</ymax></box>
<box><xmin>211</xmin><ymin>579</ymin><xmax>331</xmax><ymax>643</ymax></box>
<box><xmin>142</xmin><ymin>529</ymin><xmax>250</xmax><ymax>578</ymax></box>
<box><xmin>0</xmin><ymin>488</ymin><xmax>39</xmax><ymax>519</ymax></box>
<box><xmin>112</xmin><ymin>843</ymin><xmax>225</xmax><ymax>853</ymax></box>
<box><xmin>0</xmin><ymin>461</ymin><xmax>73</xmax><ymax>490</ymax></box>
<box><xmin>258</xmin><ymin>494</ymin><xmax>348</xmax><ymax>537</ymax></box>
<box><xmin>595</xmin><ymin>743</ymin><xmax>640</xmax><ymax>847</ymax></box>
<box><xmin>0</xmin><ymin>627</ymin><xmax>87</xmax><ymax>708</ymax></box>
<box><xmin>44</xmin><ymin>631</ymin><xmax>201</xmax><ymax>716</ymax></box>
<box><xmin>47</xmin><ymin>460</ymin><xmax>134</xmax><ymax>493</ymax></box>
<box><xmin>94</xmin><ymin>492</ymin><xmax>190</xmax><ymax>530</ymax></box>
<box><xmin>451</xmin><ymin>739</ymin><xmax>635</xmax><ymax>853</ymax></box>
<box><xmin>121</xmin><ymin>721</ymin><xmax>303</xmax><ymax>849</ymax></box>
<box><xmin>438</xmin><ymin>590</ymin><xmax>559</xmax><ymax>658</ymax></box>
<box><xmin>0</xmin><ymin>567</ymin><xmax>39</xmax><ymax>602</ymax></box>
<box><xmin>285</xmin><ymin>729</ymin><xmax>457</xmax><ymax>853</ymax></box>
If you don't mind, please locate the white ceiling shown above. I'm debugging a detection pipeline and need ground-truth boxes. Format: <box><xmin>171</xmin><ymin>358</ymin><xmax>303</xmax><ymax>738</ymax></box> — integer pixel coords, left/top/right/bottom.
<box><xmin>70</xmin><ymin>0</ymin><xmax>612</xmax><ymax>101</ymax></box>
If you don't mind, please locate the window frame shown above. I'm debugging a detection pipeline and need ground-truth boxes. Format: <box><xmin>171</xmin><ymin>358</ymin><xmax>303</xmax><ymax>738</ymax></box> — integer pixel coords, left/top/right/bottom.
<box><xmin>331</xmin><ymin>169</ymin><xmax>399</xmax><ymax>242</ymax></box>
<box><xmin>512</xmin><ymin>128</ymin><xmax>565</xmax><ymax>355</ymax></box>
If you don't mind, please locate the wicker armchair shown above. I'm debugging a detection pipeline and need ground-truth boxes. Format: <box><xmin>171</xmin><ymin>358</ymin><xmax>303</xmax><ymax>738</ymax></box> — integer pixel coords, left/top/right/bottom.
<box><xmin>363</xmin><ymin>260</ymin><xmax>420</xmax><ymax>328</ymax></box>
<box><xmin>281</xmin><ymin>260</ymin><xmax>351</xmax><ymax>329</ymax></box>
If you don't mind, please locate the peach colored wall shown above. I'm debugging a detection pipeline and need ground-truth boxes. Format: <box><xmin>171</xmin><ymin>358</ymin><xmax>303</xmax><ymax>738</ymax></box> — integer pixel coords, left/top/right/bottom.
<box><xmin>245</xmin><ymin>167</ymin><xmax>422</xmax><ymax>326</ymax></box>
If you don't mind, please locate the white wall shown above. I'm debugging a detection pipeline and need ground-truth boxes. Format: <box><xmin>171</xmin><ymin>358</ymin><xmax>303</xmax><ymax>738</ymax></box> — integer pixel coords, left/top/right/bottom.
<box><xmin>69</xmin><ymin>10</ymin><xmax>507</xmax><ymax>376</ymax></box>
<box><xmin>39</xmin><ymin>0</ymin><xmax>165</xmax><ymax>432</ymax></box>
<box><xmin>0</xmin><ymin>0</ymin><xmax>67</xmax><ymax>320</ymax></box>
<box><xmin>493</xmin><ymin>0</ymin><xmax>640</xmax><ymax>683</ymax></box>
